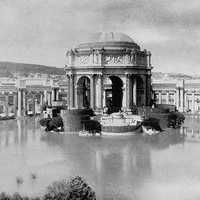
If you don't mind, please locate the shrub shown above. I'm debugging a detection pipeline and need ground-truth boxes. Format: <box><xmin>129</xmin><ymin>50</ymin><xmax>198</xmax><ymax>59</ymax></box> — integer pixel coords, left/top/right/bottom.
<box><xmin>0</xmin><ymin>177</ymin><xmax>96</xmax><ymax>200</ymax></box>
<box><xmin>0</xmin><ymin>192</ymin><xmax>10</xmax><ymax>200</ymax></box>
<box><xmin>168</xmin><ymin>111</ymin><xmax>185</xmax><ymax>128</ymax></box>
<box><xmin>81</xmin><ymin>120</ymin><xmax>101</xmax><ymax>133</ymax></box>
<box><xmin>43</xmin><ymin>176</ymin><xmax>96</xmax><ymax>200</ymax></box>
<box><xmin>142</xmin><ymin>118</ymin><xmax>162</xmax><ymax>131</ymax></box>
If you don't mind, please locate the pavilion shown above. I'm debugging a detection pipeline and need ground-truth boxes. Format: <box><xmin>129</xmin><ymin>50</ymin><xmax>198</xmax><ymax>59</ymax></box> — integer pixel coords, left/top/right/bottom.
<box><xmin>64</xmin><ymin>32</ymin><xmax>153</xmax><ymax>113</ymax></box>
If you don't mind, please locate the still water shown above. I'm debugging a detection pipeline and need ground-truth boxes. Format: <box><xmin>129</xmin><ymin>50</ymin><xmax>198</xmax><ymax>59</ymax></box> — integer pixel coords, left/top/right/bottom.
<box><xmin>0</xmin><ymin>116</ymin><xmax>200</xmax><ymax>200</ymax></box>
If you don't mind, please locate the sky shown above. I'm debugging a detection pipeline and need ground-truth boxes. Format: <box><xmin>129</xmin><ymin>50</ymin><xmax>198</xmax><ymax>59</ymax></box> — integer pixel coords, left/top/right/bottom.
<box><xmin>0</xmin><ymin>0</ymin><xmax>199</xmax><ymax>74</ymax></box>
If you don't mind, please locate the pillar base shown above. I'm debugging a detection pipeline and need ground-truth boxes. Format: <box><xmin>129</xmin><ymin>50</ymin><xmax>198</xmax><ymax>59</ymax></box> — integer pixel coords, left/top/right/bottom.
<box><xmin>94</xmin><ymin>108</ymin><xmax>103</xmax><ymax>115</ymax></box>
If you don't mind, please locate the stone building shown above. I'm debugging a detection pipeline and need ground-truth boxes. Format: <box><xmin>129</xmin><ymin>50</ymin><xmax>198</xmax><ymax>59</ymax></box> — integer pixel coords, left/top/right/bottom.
<box><xmin>152</xmin><ymin>79</ymin><xmax>200</xmax><ymax>113</ymax></box>
<box><xmin>64</xmin><ymin>32</ymin><xmax>152</xmax><ymax>113</ymax></box>
<box><xmin>0</xmin><ymin>77</ymin><xmax>67</xmax><ymax>117</ymax></box>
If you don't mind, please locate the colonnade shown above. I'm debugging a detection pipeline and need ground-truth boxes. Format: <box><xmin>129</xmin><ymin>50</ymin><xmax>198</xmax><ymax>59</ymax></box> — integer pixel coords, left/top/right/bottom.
<box><xmin>155</xmin><ymin>89</ymin><xmax>200</xmax><ymax>113</ymax></box>
<box><xmin>0</xmin><ymin>88</ymin><xmax>61</xmax><ymax>117</ymax></box>
<box><xmin>67</xmin><ymin>73</ymin><xmax>151</xmax><ymax>112</ymax></box>
<box><xmin>17</xmin><ymin>88</ymin><xmax>60</xmax><ymax>117</ymax></box>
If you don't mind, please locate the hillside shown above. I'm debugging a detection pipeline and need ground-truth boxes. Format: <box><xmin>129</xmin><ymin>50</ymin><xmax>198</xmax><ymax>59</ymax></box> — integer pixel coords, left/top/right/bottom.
<box><xmin>0</xmin><ymin>61</ymin><xmax>198</xmax><ymax>80</ymax></box>
<box><xmin>0</xmin><ymin>61</ymin><xmax>65</xmax><ymax>77</ymax></box>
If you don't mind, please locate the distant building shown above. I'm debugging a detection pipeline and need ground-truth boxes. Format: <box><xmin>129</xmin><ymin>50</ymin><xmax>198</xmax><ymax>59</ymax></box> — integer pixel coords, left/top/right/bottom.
<box><xmin>152</xmin><ymin>79</ymin><xmax>200</xmax><ymax>113</ymax></box>
<box><xmin>0</xmin><ymin>77</ymin><xmax>67</xmax><ymax>117</ymax></box>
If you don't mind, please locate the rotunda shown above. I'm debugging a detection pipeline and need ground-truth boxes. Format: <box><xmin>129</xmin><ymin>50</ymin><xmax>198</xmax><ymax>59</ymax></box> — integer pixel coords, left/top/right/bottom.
<box><xmin>64</xmin><ymin>32</ymin><xmax>152</xmax><ymax>113</ymax></box>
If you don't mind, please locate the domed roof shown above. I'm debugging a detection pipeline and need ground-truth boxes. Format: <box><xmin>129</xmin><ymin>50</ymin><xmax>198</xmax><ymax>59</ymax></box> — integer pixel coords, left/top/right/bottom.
<box><xmin>77</xmin><ymin>32</ymin><xmax>139</xmax><ymax>50</ymax></box>
<box><xmin>86</xmin><ymin>32</ymin><xmax>134</xmax><ymax>43</ymax></box>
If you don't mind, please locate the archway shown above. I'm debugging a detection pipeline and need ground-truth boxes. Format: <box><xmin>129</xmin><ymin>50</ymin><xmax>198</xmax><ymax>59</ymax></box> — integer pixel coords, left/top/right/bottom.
<box><xmin>105</xmin><ymin>76</ymin><xmax>123</xmax><ymax>113</ymax></box>
<box><xmin>77</xmin><ymin>76</ymin><xmax>90</xmax><ymax>108</ymax></box>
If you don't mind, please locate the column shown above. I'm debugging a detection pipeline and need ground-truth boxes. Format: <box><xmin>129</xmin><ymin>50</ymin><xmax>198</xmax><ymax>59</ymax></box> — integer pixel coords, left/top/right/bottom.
<box><xmin>134</xmin><ymin>51</ymin><xmax>137</xmax><ymax>65</ymax></box>
<box><xmin>34</xmin><ymin>99</ymin><xmax>37</xmax><ymax>115</ymax></box>
<box><xmin>90</xmin><ymin>75</ymin><xmax>95</xmax><ymax>109</ymax></box>
<box><xmin>95</xmin><ymin>74</ymin><xmax>103</xmax><ymax>110</ymax></box>
<box><xmin>176</xmin><ymin>88</ymin><xmax>179</xmax><ymax>109</ymax></box>
<box><xmin>122</xmin><ymin>79</ymin><xmax>126</xmax><ymax>109</ymax></box>
<box><xmin>100</xmin><ymin>75</ymin><xmax>103</xmax><ymax>109</ymax></box>
<box><xmin>14</xmin><ymin>94</ymin><xmax>17</xmax><ymax>115</ymax></box>
<box><xmin>74</xmin><ymin>84</ymin><xmax>78</xmax><ymax>109</ymax></box>
<box><xmin>40</xmin><ymin>93</ymin><xmax>43</xmax><ymax>106</ymax></box>
<box><xmin>17</xmin><ymin>89</ymin><xmax>22</xmax><ymax>117</ymax></box>
<box><xmin>47</xmin><ymin>92</ymin><xmax>51</xmax><ymax>106</ymax></box>
<box><xmin>158</xmin><ymin>92</ymin><xmax>161</xmax><ymax>104</ymax></box>
<box><xmin>23</xmin><ymin>90</ymin><xmax>26</xmax><ymax>116</ymax></box>
<box><xmin>74</xmin><ymin>75</ymin><xmax>78</xmax><ymax>109</ymax></box>
<box><xmin>103</xmin><ymin>89</ymin><xmax>106</xmax><ymax>108</ymax></box>
<box><xmin>5</xmin><ymin>95</ymin><xmax>9</xmax><ymax>116</ymax></box>
<box><xmin>67</xmin><ymin>75</ymin><xmax>71</xmax><ymax>109</ymax></box>
<box><xmin>125</xmin><ymin>74</ymin><xmax>130</xmax><ymax>109</ymax></box>
<box><xmin>99</xmin><ymin>48</ymin><xmax>104</xmax><ymax>67</ymax></box>
<box><xmin>133</xmin><ymin>77</ymin><xmax>137</xmax><ymax>105</ymax></box>
<box><xmin>146</xmin><ymin>74</ymin><xmax>152</xmax><ymax>106</ymax></box>
<box><xmin>166</xmin><ymin>92</ymin><xmax>169</xmax><ymax>104</ymax></box>
<box><xmin>180</xmin><ymin>88</ymin><xmax>184</xmax><ymax>112</ymax></box>
<box><xmin>184</xmin><ymin>92</ymin><xmax>187</xmax><ymax>111</ymax></box>
<box><xmin>56</xmin><ymin>89</ymin><xmax>59</xmax><ymax>101</ymax></box>
<box><xmin>192</xmin><ymin>92</ymin><xmax>195</xmax><ymax>113</ymax></box>
<box><xmin>69</xmin><ymin>74</ymin><xmax>74</xmax><ymax>109</ymax></box>
<box><xmin>51</xmin><ymin>88</ymin><xmax>55</xmax><ymax>103</ymax></box>
<box><xmin>44</xmin><ymin>90</ymin><xmax>47</xmax><ymax>103</ymax></box>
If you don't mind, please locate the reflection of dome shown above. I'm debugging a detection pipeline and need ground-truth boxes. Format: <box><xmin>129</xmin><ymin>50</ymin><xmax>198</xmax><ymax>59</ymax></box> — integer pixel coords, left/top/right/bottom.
<box><xmin>77</xmin><ymin>32</ymin><xmax>140</xmax><ymax>50</ymax></box>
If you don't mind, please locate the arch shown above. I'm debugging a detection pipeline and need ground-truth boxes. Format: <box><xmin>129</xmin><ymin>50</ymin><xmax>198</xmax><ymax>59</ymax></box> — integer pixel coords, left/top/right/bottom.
<box><xmin>105</xmin><ymin>76</ymin><xmax>123</xmax><ymax>113</ymax></box>
<box><xmin>77</xmin><ymin>76</ymin><xmax>90</xmax><ymax>108</ymax></box>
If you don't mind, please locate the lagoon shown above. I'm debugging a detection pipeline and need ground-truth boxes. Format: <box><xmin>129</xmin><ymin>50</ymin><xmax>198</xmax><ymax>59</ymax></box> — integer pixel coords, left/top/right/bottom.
<box><xmin>0</xmin><ymin>116</ymin><xmax>199</xmax><ymax>200</ymax></box>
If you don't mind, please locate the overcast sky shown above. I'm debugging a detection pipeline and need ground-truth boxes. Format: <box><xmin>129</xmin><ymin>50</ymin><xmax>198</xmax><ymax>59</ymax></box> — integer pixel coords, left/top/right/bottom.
<box><xmin>0</xmin><ymin>0</ymin><xmax>199</xmax><ymax>74</ymax></box>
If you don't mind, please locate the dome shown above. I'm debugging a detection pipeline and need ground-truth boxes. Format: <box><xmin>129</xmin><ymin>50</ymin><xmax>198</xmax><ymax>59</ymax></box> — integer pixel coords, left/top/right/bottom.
<box><xmin>85</xmin><ymin>32</ymin><xmax>134</xmax><ymax>43</ymax></box>
<box><xmin>77</xmin><ymin>32</ymin><xmax>140</xmax><ymax>50</ymax></box>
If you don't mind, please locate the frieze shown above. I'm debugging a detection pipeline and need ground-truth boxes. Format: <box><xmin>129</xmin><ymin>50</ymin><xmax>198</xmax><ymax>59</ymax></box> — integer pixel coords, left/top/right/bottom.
<box><xmin>79</xmin><ymin>55</ymin><xmax>90</xmax><ymax>65</ymax></box>
<box><xmin>104</xmin><ymin>55</ymin><xmax>124</xmax><ymax>64</ymax></box>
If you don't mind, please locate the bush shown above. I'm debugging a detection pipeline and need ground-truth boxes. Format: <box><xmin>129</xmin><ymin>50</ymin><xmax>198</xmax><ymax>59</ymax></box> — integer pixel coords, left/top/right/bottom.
<box><xmin>40</xmin><ymin>116</ymin><xmax>64</xmax><ymax>132</ymax></box>
<box><xmin>0</xmin><ymin>177</ymin><xmax>96</xmax><ymax>200</ymax></box>
<box><xmin>39</xmin><ymin>118</ymin><xmax>51</xmax><ymax>127</ymax></box>
<box><xmin>168</xmin><ymin>111</ymin><xmax>185</xmax><ymax>128</ymax></box>
<box><xmin>81</xmin><ymin>120</ymin><xmax>101</xmax><ymax>133</ymax></box>
<box><xmin>141</xmin><ymin>118</ymin><xmax>162</xmax><ymax>131</ymax></box>
<box><xmin>44</xmin><ymin>176</ymin><xmax>96</xmax><ymax>200</ymax></box>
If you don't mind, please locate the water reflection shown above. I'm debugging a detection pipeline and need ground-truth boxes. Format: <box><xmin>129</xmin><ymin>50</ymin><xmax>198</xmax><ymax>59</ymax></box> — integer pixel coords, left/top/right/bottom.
<box><xmin>0</xmin><ymin>118</ymin><xmax>40</xmax><ymax>147</ymax></box>
<box><xmin>180</xmin><ymin>126</ymin><xmax>200</xmax><ymax>142</ymax></box>
<box><xmin>0</xmin><ymin>117</ymin><xmax>191</xmax><ymax>200</ymax></box>
<box><xmin>41</xmin><ymin>130</ymin><xmax>184</xmax><ymax>199</ymax></box>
